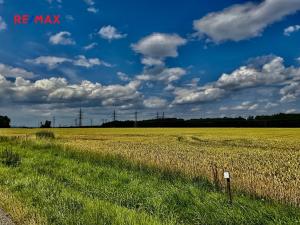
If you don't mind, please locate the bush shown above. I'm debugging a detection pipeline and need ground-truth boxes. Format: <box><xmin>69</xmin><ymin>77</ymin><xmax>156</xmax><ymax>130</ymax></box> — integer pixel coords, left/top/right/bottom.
<box><xmin>0</xmin><ymin>148</ymin><xmax>21</xmax><ymax>167</ymax></box>
<box><xmin>36</xmin><ymin>131</ymin><xmax>55</xmax><ymax>139</ymax></box>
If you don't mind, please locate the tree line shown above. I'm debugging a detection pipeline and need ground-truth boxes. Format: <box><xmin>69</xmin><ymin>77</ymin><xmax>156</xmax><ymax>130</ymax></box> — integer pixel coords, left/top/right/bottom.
<box><xmin>0</xmin><ymin>116</ymin><xmax>11</xmax><ymax>128</ymax></box>
<box><xmin>1</xmin><ymin>113</ymin><xmax>300</xmax><ymax>128</ymax></box>
<box><xmin>101</xmin><ymin>113</ymin><xmax>300</xmax><ymax>128</ymax></box>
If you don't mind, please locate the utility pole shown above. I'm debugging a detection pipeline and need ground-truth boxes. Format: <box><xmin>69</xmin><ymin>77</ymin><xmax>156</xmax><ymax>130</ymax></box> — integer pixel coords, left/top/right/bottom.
<box><xmin>134</xmin><ymin>111</ymin><xmax>138</xmax><ymax>127</ymax></box>
<box><xmin>113</xmin><ymin>110</ymin><xmax>116</xmax><ymax>122</ymax></box>
<box><xmin>52</xmin><ymin>116</ymin><xmax>56</xmax><ymax>128</ymax></box>
<box><xmin>79</xmin><ymin>108</ymin><xmax>83</xmax><ymax>127</ymax></box>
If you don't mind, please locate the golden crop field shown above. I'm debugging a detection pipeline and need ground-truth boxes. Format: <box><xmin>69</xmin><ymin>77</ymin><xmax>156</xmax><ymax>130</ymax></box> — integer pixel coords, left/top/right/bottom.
<box><xmin>1</xmin><ymin>128</ymin><xmax>300</xmax><ymax>206</ymax></box>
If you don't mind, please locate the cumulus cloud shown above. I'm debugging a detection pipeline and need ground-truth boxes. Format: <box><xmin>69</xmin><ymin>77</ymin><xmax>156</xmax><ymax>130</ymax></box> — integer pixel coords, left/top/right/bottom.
<box><xmin>280</xmin><ymin>81</ymin><xmax>300</xmax><ymax>102</ymax></box>
<box><xmin>98</xmin><ymin>25</ymin><xmax>127</xmax><ymax>41</ymax></box>
<box><xmin>0</xmin><ymin>74</ymin><xmax>142</xmax><ymax>108</ymax></box>
<box><xmin>26</xmin><ymin>55</ymin><xmax>112</xmax><ymax>69</ymax></box>
<box><xmin>193</xmin><ymin>0</ymin><xmax>300</xmax><ymax>43</ymax></box>
<box><xmin>137</xmin><ymin>67</ymin><xmax>186</xmax><ymax>84</ymax></box>
<box><xmin>143</xmin><ymin>97</ymin><xmax>167</xmax><ymax>109</ymax></box>
<box><xmin>0</xmin><ymin>63</ymin><xmax>35</xmax><ymax>79</ymax></box>
<box><xmin>49</xmin><ymin>31</ymin><xmax>76</xmax><ymax>45</ymax></box>
<box><xmin>0</xmin><ymin>16</ymin><xmax>7</xmax><ymax>31</ymax></box>
<box><xmin>132</xmin><ymin>33</ymin><xmax>187</xmax><ymax>65</ymax></box>
<box><xmin>131</xmin><ymin>33</ymin><xmax>187</xmax><ymax>86</ymax></box>
<box><xmin>284</xmin><ymin>25</ymin><xmax>300</xmax><ymax>36</ymax></box>
<box><xmin>173</xmin><ymin>56</ymin><xmax>300</xmax><ymax>104</ymax></box>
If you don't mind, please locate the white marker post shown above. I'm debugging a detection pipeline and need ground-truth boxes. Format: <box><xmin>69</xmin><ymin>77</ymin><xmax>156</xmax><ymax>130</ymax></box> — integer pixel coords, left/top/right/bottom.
<box><xmin>224</xmin><ymin>171</ymin><xmax>232</xmax><ymax>204</ymax></box>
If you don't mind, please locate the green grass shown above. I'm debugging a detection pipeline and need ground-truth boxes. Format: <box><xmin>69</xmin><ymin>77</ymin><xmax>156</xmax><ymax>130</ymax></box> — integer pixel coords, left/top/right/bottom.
<box><xmin>0</xmin><ymin>137</ymin><xmax>299</xmax><ymax>225</ymax></box>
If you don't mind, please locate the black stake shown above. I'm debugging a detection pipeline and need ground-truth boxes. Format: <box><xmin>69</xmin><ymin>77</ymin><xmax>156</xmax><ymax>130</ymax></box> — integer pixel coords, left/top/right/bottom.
<box><xmin>224</xmin><ymin>171</ymin><xmax>232</xmax><ymax>204</ymax></box>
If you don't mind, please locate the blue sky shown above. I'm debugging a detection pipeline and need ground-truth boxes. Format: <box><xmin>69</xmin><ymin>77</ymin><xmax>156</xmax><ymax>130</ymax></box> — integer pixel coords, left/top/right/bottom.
<box><xmin>0</xmin><ymin>0</ymin><xmax>300</xmax><ymax>126</ymax></box>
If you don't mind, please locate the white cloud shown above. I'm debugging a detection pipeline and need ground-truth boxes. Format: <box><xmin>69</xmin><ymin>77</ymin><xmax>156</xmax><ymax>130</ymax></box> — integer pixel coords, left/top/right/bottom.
<box><xmin>286</xmin><ymin>109</ymin><xmax>297</xmax><ymax>114</ymax></box>
<box><xmin>233</xmin><ymin>102</ymin><xmax>259</xmax><ymax>111</ymax></box>
<box><xmin>98</xmin><ymin>25</ymin><xmax>127</xmax><ymax>41</ymax></box>
<box><xmin>26</xmin><ymin>55</ymin><xmax>112</xmax><ymax>69</ymax></box>
<box><xmin>280</xmin><ymin>81</ymin><xmax>300</xmax><ymax>102</ymax></box>
<box><xmin>26</xmin><ymin>56</ymin><xmax>71</xmax><ymax>69</ymax></box>
<box><xmin>87</xmin><ymin>7</ymin><xmax>99</xmax><ymax>13</ymax></box>
<box><xmin>284</xmin><ymin>25</ymin><xmax>300</xmax><ymax>36</ymax></box>
<box><xmin>141</xmin><ymin>58</ymin><xmax>164</xmax><ymax>66</ymax></box>
<box><xmin>173</xmin><ymin>56</ymin><xmax>300</xmax><ymax>105</ymax></box>
<box><xmin>143</xmin><ymin>97</ymin><xmax>167</xmax><ymax>109</ymax></box>
<box><xmin>193</xmin><ymin>0</ymin><xmax>300</xmax><ymax>43</ymax></box>
<box><xmin>83</xmin><ymin>42</ymin><xmax>97</xmax><ymax>50</ymax></box>
<box><xmin>219</xmin><ymin>102</ymin><xmax>259</xmax><ymax>111</ymax></box>
<box><xmin>82</xmin><ymin>0</ymin><xmax>99</xmax><ymax>13</ymax></box>
<box><xmin>173</xmin><ymin>86</ymin><xmax>225</xmax><ymax>105</ymax></box>
<box><xmin>137</xmin><ymin>67</ymin><xmax>186</xmax><ymax>83</ymax></box>
<box><xmin>216</xmin><ymin>57</ymin><xmax>287</xmax><ymax>89</ymax></box>
<box><xmin>132</xmin><ymin>33</ymin><xmax>186</xmax><ymax>62</ymax></box>
<box><xmin>265</xmin><ymin>102</ymin><xmax>279</xmax><ymax>109</ymax></box>
<box><xmin>73</xmin><ymin>55</ymin><xmax>112</xmax><ymax>68</ymax></box>
<box><xmin>0</xmin><ymin>16</ymin><xmax>7</xmax><ymax>31</ymax></box>
<box><xmin>0</xmin><ymin>63</ymin><xmax>35</xmax><ymax>79</ymax></box>
<box><xmin>83</xmin><ymin>0</ymin><xmax>94</xmax><ymax>5</ymax></box>
<box><xmin>49</xmin><ymin>31</ymin><xmax>76</xmax><ymax>45</ymax></box>
<box><xmin>0</xmin><ymin>74</ymin><xmax>142</xmax><ymax>107</ymax></box>
<box><xmin>131</xmin><ymin>33</ymin><xmax>187</xmax><ymax>87</ymax></box>
<box><xmin>117</xmin><ymin>72</ymin><xmax>130</xmax><ymax>81</ymax></box>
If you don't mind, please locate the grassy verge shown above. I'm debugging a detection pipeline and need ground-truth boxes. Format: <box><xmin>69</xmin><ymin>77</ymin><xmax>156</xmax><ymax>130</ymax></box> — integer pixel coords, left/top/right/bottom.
<box><xmin>0</xmin><ymin>137</ymin><xmax>299</xmax><ymax>225</ymax></box>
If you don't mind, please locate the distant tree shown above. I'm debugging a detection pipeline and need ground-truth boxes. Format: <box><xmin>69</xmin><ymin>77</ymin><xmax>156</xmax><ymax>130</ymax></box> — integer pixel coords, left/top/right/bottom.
<box><xmin>40</xmin><ymin>120</ymin><xmax>52</xmax><ymax>128</ymax></box>
<box><xmin>0</xmin><ymin>116</ymin><xmax>11</xmax><ymax>128</ymax></box>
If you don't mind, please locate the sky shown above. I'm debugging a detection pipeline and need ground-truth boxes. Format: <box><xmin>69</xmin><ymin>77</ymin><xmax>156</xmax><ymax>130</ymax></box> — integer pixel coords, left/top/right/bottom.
<box><xmin>0</xmin><ymin>0</ymin><xmax>300</xmax><ymax>127</ymax></box>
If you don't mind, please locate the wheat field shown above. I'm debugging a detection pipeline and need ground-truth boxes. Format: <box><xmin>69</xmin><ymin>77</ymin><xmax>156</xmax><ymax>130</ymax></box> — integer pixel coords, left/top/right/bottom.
<box><xmin>1</xmin><ymin>128</ymin><xmax>299</xmax><ymax>207</ymax></box>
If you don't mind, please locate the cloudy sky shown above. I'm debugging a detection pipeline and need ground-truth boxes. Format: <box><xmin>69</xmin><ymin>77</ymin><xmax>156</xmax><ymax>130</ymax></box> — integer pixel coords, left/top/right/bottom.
<box><xmin>0</xmin><ymin>0</ymin><xmax>300</xmax><ymax>126</ymax></box>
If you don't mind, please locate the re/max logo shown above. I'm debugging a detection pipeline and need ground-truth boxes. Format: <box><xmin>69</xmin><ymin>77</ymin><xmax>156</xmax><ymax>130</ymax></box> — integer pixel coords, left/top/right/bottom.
<box><xmin>14</xmin><ymin>15</ymin><xmax>61</xmax><ymax>24</ymax></box>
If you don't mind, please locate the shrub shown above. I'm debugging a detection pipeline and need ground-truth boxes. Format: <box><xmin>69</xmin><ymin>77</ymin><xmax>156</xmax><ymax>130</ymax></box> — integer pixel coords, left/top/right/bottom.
<box><xmin>36</xmin><ymin>131</ymin><xmax>55</xmax><ymax>139</ymax></box>
<box><xmin>0</xmin><ymin>148</ymin><xmax>21</xmax><ymax>167</ymax></box>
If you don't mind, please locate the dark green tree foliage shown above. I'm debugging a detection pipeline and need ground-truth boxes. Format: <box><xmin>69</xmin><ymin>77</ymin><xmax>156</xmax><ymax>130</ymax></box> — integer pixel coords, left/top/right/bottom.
<box><xmin>101</xmin><ymin>113</ymin><xmax>300</xmax><ymax>128</ymax></box>
<box><xmin>0</xmin><ymin>115</ymin><xmax>10</xmax><ymax>128</ymax></box>
<box><xmin>40</xmin><ymin>120</ymin><xmax>52</xmax><ymax>128</ymax></box>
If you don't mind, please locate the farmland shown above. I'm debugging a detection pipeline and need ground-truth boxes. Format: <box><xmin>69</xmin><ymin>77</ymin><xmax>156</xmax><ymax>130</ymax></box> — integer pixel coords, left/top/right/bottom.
<box><xmin>0</xmin><ymin>128</ymin><xmax>299</xmax><ymax>224</ymax></box>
